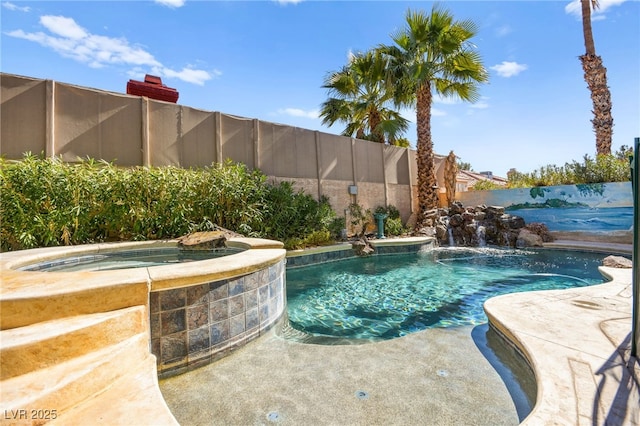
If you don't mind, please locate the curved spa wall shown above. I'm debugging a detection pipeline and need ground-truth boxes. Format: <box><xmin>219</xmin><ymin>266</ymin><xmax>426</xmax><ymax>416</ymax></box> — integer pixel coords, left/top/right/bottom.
<box><xmin>151</xmin><ymin>259</ymin><xmax>286</xmax><ymax>377</ymax></box>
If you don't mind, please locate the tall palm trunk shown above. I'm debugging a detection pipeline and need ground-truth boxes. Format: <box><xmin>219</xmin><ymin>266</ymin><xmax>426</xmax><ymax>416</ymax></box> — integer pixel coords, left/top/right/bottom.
<box><xmin>444</xmin><ymin>151</ymin><xmax>458</xmax><ymax>207</ymax></box>
<box><xmin>369</xmin><ymin>109</ymin><xmax>384</xmax><ymax>143</ymax></box>
<box><xmin>580</xmin><ymin>0</ymin><xmax>613</xmax><ymax>155</ymax></box>
<box><xmin>415</xmin><ymin>83</ymin><xmax>440</xmax><ymax>226</ymax></box>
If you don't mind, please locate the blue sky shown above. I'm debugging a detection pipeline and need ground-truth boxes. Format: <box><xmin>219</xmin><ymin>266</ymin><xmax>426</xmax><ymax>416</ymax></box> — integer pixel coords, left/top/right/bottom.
<box><xmin>2</xmin><ymin>0</ymin><xmax>639</xmax><ymax>176</ymax></box>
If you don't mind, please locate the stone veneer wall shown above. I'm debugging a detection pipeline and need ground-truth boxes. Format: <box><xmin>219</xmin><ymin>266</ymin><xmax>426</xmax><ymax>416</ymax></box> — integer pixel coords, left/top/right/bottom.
<box><xmin>150</xmin><ymin>259</ymin><xmax>286</xmax><ymax>377</ymax></box>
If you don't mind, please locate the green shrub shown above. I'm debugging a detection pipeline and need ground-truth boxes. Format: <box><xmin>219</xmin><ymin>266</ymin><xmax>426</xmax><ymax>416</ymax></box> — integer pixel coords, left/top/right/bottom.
<box><xmin>348</xmin><ymin>203</ymin><xmax>372</xmax><ymax>237</ymax></box>
<box><xmin>303</xmin><ymin>230</ymin><xmax>333</xmax><ymax>247</ymax></box>
<box><xmin>373</xmin><ymin>204</ymin><xmax>406</xmax><ymax>236</ymax></box>
<box><xmin>260</xmin><ymin>182</ymin><xmax>338</xmax><ymax>243</ymax></box>
<box><xmin>384</xmin><ymin>217</ymin><xmax>406</xmax><ymax>236</ymax></box>
<box><xmin>283</xmin><ymin>237</ymin><xmax>305</xmax><ymax>250</ymax></box>
<box><xmin>0</xmin><ymin>155</ymin><xmax>340</xmax><ymax>251</ymax></box>
<box><xmin>507</xmin><ymin>149</ymin><xmax>632</xmax><ymax>188</ymax></box>
<box><xmin>326</xmin><ymin>217</ymin><xmax>346</xmax><ymax>240</ymax></box>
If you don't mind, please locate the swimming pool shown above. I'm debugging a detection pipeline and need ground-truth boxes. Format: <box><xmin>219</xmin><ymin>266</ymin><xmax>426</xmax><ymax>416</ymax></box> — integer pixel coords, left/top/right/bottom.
<box><xmin>286</xmin><ymin>247</ymin><xmax>607</xmax><ymax>341</ymax></box>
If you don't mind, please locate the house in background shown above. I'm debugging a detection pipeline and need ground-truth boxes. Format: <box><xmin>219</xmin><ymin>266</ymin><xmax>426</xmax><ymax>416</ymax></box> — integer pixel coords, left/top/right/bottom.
<box><xmin>456</xmin><ymin>169</ymin><xmax>508</xmax><ymax>192</ymax></box>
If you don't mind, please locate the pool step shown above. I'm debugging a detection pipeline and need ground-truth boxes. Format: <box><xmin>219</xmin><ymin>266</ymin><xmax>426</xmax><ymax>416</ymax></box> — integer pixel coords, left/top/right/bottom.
<box><xmin>49</xmin><ymin>356</ymin><xmax>176</xmax><ymax>425</ymax></box>
<box><xmin>1</xmin><ymin>329</ymin><xmax>147</xmax><ymax>418</ymax></box>
<box><xmin>0</xmin><ymin>306</ymin><xmax>146</xmax><ymax>381</ymax></box>
<box><xmin>0</xmin><ymin>269</ymin><xmax>150</xmax><ymax>330</ymax></box>
<box><xmin>0</xmin><ymin>307</ymin><xmax>178</xmax><ymax>425</ymax></box>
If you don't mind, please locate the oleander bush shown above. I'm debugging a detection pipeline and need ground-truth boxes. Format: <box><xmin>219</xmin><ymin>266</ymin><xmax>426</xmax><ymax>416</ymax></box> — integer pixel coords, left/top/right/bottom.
<box><xmin>507</xmin><ymin>148</ymin><xmax>632</xmax><ymax>188</ymax></box>
<box><xmin>0</xmin><ymin>154</ymin><xmax>339</xmax><ymax>251</ymax></box>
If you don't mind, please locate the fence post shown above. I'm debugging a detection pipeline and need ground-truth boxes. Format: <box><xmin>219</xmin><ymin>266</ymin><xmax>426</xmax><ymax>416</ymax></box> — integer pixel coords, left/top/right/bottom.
<box><xmin>253</xmin><ymin>119</ymin><xmax>260</xmax><ymax>170</ymax></box>
<box><xmin>141</xmin><ymin>98</ymin><xmax>150</xmax><ymax>166</ymax></box>
<box><xmin>351</xmin><ymin>138</ymin><xmax>358</xmax><ymax>205</ymax></box>
<box><xmin>382</xmin><ymin>144</ymin><xmax>388</xmax><ymax>207</ymax></box>
<box><xmin>315</xmin><ymin>131</ymin><xmax>322</xmax><ymax>200</ymax></box>
<box><xmin>45</xmin><ymin>79</ymin><xmax>55</xmax><ymax>158</ymax></box>
<box><xmin>215</xmin><ymin>112</ymin><xmax>222</xmax><ymax>164</ymax></box>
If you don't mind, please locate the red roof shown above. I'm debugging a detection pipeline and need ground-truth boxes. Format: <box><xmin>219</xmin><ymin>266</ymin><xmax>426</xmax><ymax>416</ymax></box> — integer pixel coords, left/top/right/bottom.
<box><xmin>126</xmin><ymin>74</ymin><xmax>179</xmax><ymax>103</ymax></box>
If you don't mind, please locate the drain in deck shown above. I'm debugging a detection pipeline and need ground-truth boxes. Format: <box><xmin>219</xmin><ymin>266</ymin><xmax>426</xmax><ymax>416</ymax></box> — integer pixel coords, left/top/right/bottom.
<box><xmin>267</xmin><ymin>411</ymin><xmax>280</xmax><ymax>422</ymax></box>
<box><xmin>355</xmin><ymin>390</ymin><xmax>369</xmax><ymax>400</ymax></box>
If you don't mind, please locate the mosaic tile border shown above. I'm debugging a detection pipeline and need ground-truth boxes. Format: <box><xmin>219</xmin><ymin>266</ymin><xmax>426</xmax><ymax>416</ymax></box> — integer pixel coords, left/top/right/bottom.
<box><xmin>151</xmin><ymin>259</ymin><xmax>286</xmax><ymax>377</ymax></box>
<box><xmin>286</xmin><ymin>238</ymin><xmax>436</xmax><ymax>269</ymax></box>
<box><xmin>18</xmin><ymin>247</ymin><xmax>243</xmax><ymax>271</ymax></box>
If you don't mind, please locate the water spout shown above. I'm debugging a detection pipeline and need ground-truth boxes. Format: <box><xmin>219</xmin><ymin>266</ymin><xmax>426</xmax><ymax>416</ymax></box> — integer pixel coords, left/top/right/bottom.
<box><xmin>448</xmin><ymin>226</ymin><xmax>455</xmax><ymax>246</ymax></box>
<box><xmin>477</xmin><ymin>226</ymin><xmax>486</xmax><ymax>247</ymax></box>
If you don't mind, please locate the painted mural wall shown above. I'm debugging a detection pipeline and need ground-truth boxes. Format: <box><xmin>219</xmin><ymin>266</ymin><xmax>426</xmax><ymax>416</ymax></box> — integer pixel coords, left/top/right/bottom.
<box><xmin>458</xmin><ymin>182</ymin><xmax>633</xmax><ymax>239</ymax></box>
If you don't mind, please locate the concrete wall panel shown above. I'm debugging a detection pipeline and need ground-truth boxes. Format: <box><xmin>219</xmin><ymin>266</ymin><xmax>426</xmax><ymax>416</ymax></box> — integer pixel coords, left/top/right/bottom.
<box><xmin>148</xmin><ymin>101</ymin><xmax>181</xmax><ymax>166</ymax></box>
<box><xmin>318</xmin><ymin>133</ymin><xmax>353</xmax><ymax>181</ymax></box>
<box><xmin>220</xmin><ymin>114</ymin><xmax>254</xmax><ymax>166</ymax></box>
<box><xmin>259</xmin><ymin>123</ymin><xmax>317</xmax><ymax>179</ymax></box>
<box><xmin>55</xmin><ymin>84</ymin><xmax>141</xmax><ymax>165</ymax></box>
<box><xmin>0</xmin><ymin>74</ymin><xmax>46</xmax><ymax>158</ymax></box>
<box><xmin>384</xmin><ymin>145</ymin><xmax>410</xmax><ymax>185</ymax></box>
<box><xmin>354</xmin><ymin>139</ymin><xmax>384</xmax><ymax>183</ymax></box>
<box><xmin>180</xmin><ymin>107</ymin><xmax>216</xmax><ymax>168</ymax></box>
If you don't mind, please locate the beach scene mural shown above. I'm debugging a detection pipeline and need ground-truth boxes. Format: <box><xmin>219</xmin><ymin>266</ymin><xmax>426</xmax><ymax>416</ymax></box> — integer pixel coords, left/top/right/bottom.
<box><xmin>458</xmin><ymin>182</ymin><xmax>633</xmax><ymax>242</ymax></box>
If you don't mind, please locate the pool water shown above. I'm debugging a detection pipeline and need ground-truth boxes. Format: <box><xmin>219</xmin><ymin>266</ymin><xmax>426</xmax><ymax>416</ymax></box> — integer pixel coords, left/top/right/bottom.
<box><xmin>286</xmin><ymin>247</ymin><xmax>607</xmax><ymax>340</ymax></box>
<box><xmin>19</xmin><ymin>247</ymin><xmax>244</xmax><ymax>272</ymax></box>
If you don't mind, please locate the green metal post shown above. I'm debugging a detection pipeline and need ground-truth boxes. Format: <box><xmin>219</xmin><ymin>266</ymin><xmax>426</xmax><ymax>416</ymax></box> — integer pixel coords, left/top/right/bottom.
<box><xmin>632</xmin><ymin>137</ymin><xmax>639</xmax><ymax>357</ymax></box>
<box><xmin>374</xmin><ymin>213</ymin><xmax>387</xmax><ymax>239</ymax></box>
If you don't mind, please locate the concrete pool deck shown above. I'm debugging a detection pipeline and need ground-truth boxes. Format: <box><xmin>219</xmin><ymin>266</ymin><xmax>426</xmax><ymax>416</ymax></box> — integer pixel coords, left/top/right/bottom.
<box><xmin>160</xmin><ymin>241</ymin><xmax>639</xmax><ymax>426</ymax></box>
<box><xmin>159</xmin><ymin>324</ymin><xmax>526</xmax><ymax>425</ymax></box>
<box><xmin>486</xmin><ymin>250</ymin><xmax>639</xmax><ymax>425</ymax></box>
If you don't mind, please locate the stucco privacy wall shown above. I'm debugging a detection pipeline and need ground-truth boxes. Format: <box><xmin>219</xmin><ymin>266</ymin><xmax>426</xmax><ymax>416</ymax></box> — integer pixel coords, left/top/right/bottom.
<box><xmin>1</xmin><ymin>73</ymin><xmax>448</xmax><ymax>221</ymax></box>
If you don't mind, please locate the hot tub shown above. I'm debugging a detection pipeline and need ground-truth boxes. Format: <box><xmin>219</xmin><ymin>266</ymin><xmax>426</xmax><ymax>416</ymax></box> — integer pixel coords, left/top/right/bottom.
<box><xmin>1</xmin><ymin>238</ymin><xmax>287</xmax><ymax>376</ymax></box>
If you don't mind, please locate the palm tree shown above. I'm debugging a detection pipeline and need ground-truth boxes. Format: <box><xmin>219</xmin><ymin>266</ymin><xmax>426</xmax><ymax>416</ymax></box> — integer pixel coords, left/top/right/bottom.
<box><xmin>378</xmin><ymin>7</ymin><xmax>488</xmax><ymax>226</ymax></box>
<box><xmin>579</xmin><ymin>0</ymin><xmax>613</xmax><ymax>155</ymax></box>
<box><xmin>320</xmin><ymin>50</ymin><xmax>409</xmax><ymax>144</ymax></box>
<box><xmin>444</xmin><ymin>150</ymin><xmax>458</xmax><ymax>207</ymax></box>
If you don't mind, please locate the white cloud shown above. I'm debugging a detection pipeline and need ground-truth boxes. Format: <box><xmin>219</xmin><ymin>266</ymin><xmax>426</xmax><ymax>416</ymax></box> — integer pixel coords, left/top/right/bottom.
<box><xmin>274</xmin><ymin>0</ymin><xmax>304</xmax><ymax>4</ymax></box>
<box><xmin>6</xmin><ymin>15</ymin><xmax>214</xmax><ymax>85</ymax></box>
<box><xmin>432</xmin><ymin>108</ymin><xmax>446</xmax><ymax>117</ymax></box>
<box><xmin>2</xmin><ymin>1</ymin><xmax>30</xmax><ymax>12</ymax></box>
<box><xmin>154</xmin><ymin>67</ymin><xmax>217</xmax><ymax>86</ymax></box>
<box><xmin>565</xmin><ymin>0</ymin><xmax>628</xmax><ymax>19</ymax></box>
<box><xmin>490</xmin><ymin>61</ymin><xmax>528</xmax><ymax>78</ymax></box>
<box><xmin>470</xmin><ymin>99</ymin><xmax>490</xmax><ymax>109</ymax></box>
<box><xmin>495</xmin><ymin>25</ymin><xmax>512</xmax><ymax>37</ymax></box>
<box><xmin>40</xmin><ymin>15</ymin><xmax>88</xmax><ymax>39</ymax></box>
<box><xmin>155</xmin><ymin>0</ymin><xmax>185</xmax><ymax>8</ymax></box>
<box><xmin>277</xmin><ymin>108</ymin><xmax>319</xmax><ymax>119</ymax></box>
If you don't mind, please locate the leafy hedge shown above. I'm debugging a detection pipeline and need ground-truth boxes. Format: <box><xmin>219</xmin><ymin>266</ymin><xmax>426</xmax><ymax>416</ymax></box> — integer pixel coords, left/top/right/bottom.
<box><xmin>506</xmin><ymin>151</ymin><xmax>632</xmax><ymax>188</ymax></box>
<box><xmin>0</xmin><ymin>155</ymin><xmax>341</xmax><ymax>251</ymax></box>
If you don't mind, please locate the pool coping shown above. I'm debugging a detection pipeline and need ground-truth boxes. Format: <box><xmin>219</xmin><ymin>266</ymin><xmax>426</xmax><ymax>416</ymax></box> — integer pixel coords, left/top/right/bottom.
<box><xmin>485</xmin><ymin>240</ymin><xmax>638</xmax><ymax>425</ymax></box>
<box><xmin>284</xmin><ymin>236</ymin><xmax>437</xmax><ymax>269</ymax></box>
<box><xmin>0</xmin><ymin>237</ymin><xmax>287</xmax><ymax>340</ymax></box>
